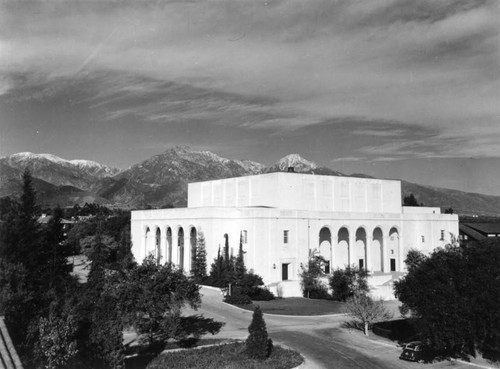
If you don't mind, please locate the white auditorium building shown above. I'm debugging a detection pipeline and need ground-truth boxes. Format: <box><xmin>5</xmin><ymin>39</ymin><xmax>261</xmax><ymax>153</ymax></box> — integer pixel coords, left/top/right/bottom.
<box><xmin>131</xmin><ymin>171</ymin><xmax>458</xmax><ymax>298</ymax></box>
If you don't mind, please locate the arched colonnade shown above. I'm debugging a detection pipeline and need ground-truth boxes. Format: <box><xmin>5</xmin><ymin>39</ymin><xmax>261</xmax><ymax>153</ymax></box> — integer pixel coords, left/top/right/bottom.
<box><xmin>143</xmin><ymin>224</ymin><xmax>198</xmax><ymax>270</ymax></box>
<box><xmin>318</xmin><ymin>225</ymin><xmax>401</xmax><ymax>273</ymax></box>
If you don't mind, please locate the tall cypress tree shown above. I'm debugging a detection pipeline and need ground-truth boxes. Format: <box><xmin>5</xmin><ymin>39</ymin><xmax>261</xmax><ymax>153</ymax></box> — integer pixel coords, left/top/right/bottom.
<box><xmin>14</xmin><ymin>169</ymin><xmax>43</xmax><ymax>273</ymax></box>
<box><xmin>191</xmin><ymin>231</ymin><xmax>207</xmax><ymax>283</ymax></box>
<box><xmin>235</xmin><ymin>232</ymin><xmax>246</xmax><ymax>280</ymax></box>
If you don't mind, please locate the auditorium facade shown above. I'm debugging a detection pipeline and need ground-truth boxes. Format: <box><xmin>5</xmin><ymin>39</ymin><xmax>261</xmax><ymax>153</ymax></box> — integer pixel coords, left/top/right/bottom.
<box><xmin>131</xmin><ymin>172</ymin><xmax>458</xmax><ymax>297</ymax></box>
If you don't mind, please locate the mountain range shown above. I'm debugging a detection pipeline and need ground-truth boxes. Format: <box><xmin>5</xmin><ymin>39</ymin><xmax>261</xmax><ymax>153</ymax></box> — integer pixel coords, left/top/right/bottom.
<box><xmin>1</xmin><ymin>146</ymin><xmax>500</xmax><ymax>216</ymax></box>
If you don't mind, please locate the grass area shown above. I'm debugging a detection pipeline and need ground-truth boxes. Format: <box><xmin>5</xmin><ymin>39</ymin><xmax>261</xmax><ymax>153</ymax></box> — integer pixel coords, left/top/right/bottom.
<box><xmin>233</xmin><ymin>297</ymin><xmax>345</xmax><ymax>315</ymax></box>
<box><xmin>146</xmin><ymin>342</ymin><xmax>303</xmax><ymax>369</ymax></box>
<box><xmin>125</xmin><ymin>338</ymin><xmax>235</xmax><ymax>369</ymax></box>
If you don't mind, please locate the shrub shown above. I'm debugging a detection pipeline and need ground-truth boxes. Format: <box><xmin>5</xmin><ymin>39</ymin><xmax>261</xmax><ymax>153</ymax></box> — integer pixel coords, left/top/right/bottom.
<box><xmin>224</xmin><ymin>293</ymin><xmax>252</xmax><ymax>305</ymax></box>
<box><xmin>246</xmin><ymin>306</ymin><xmax>272</xmax><ymax>360</ymax></box>
<box><xmin>307</xmin><ymin>285</ymin><xmax>330</xmax><ymax>300</ymax></box>
<box><xmin>299</xmin><ymin>249</ymin><xmax>328</xmax><ymax>299</ymax></box>
<box><xmin>250</xmin><ymin>287</ymin><xmax>275</xmax><ymax>301</ymax></box>
<box><xmin>329</xmin><ymin>266</ymin><xmax>369</xmax><ymax>301</ymax></box>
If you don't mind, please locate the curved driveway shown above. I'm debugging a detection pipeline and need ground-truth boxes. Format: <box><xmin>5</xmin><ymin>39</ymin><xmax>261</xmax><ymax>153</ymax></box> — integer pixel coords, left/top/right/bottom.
<box><xmin>185</xmin><ymin>287</ymin><xmax>479</xmax><ymax>369</ymax></box>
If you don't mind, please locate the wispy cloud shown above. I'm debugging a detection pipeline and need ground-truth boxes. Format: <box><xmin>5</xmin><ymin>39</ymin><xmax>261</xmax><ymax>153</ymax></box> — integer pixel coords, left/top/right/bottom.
<box><xmin>0</xmin><ymin>0</ymin><xmax>498</xmax><ymax>161</ymax></box>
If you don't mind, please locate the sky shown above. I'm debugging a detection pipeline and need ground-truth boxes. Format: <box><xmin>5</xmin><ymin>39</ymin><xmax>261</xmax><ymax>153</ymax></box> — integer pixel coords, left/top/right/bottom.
<box><xmin>0</xmin><ymin>0</ymin><xmax>499</xmax><ymax>195</ymax></box>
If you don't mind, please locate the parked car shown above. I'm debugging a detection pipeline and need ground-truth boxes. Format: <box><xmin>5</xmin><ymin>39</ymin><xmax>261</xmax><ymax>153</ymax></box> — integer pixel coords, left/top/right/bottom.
<box><xmin>399</xmin><ymin>341</ymin><xmax>424</xmax><ymax>362</ymax></box>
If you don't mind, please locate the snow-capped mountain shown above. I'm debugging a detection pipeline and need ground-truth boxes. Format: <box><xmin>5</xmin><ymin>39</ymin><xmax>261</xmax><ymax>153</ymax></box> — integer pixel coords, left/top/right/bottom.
<box><xmin>2</xmin><ymin>146</ymin><xmax>500</xmax><ymax>215</ymax></box>
<box><xmin>266</xmin><ymin>153</ymin><xmax>344</xmax><ymax>176</ymax></box>
<box><xmin>1</xmin><ymin>152</ymin><xmax>119</xmax><ymax>192</ymax></box>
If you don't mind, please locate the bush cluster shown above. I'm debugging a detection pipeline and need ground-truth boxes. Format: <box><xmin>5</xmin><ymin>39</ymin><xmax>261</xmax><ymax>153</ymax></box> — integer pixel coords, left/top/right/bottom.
<box><xmin>207</xmin><ymin>235</ymin><xmax>274</xmax><ymax>303</ymax></box>
<box><xmin>224</xmin><ymin>293</ymin><xmax>252</xmax><ymax>305</ymax></box>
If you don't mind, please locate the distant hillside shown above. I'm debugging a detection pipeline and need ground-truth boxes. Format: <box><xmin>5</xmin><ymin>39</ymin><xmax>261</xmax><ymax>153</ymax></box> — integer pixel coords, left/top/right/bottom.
<box><xmin>401</xmin><ymin>181</ymin><xmax>500</xmax><ymax>216</ymax></box>
<box><xmin>1</xmin><ymin>147</ymin><xmax>500</xmax><ymax>215</ymax></box>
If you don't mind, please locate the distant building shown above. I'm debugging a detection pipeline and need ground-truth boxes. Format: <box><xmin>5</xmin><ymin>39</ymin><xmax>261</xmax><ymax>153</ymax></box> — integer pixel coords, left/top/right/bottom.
<box><xmin>131</xmin><ymin>172</ymin><xmax>458</xmax><ymax>298</ymax></box>
<box><xmin>37</xmin><ymin>214</ymin><xmax>74</xmax><ymax>237</ymax></box>
<box><xmin>459</xmin><ymin>223</ymin><xmax>500</xmax><ymax>243</ymax></box>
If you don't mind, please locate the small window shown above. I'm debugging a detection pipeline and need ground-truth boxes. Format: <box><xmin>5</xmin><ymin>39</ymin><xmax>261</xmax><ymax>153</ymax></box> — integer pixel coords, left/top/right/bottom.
<box><xmin>440</xmin><ymin>230</ymin><xmax>445</xmax><ymax>241</ymax></box>
<box><xmin>242</xmin><ymin>230</ymin><xmax>248</xmax><ymax>244</ymax></box>
<box><xmin>283</xmin><ymin>230</ymin><xmax>289</xmax><ymax>244</ymax></box>
<box><xmin>421</xmin><ymin>236</ymin><xmax>425</xmax><ymax>243</ymax></box>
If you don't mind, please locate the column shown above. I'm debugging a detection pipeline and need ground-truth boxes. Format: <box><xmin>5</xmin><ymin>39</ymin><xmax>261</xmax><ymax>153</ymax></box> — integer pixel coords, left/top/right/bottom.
<box><xmin>185</xmin><ymin>231</ymin><xmax>191</xmax><ymax>273</ymax></box>
<box><xmin>382</xmin><ymin>231</ymin><xmax>389</xmax><ymax>273</ymax></box>
<box><xmin>348</xmin><ymin>229</ymin><xmax>355</xmax><ymax>267</ymax></box>
<box><xmin>365</xmin><ymin>228</ymin><xmax>372</xmax><ymax>272</ymax></box>
<box><xmin>398</xmin><ymin>234</ymin><xmax>404</xmax><ymax>271</ymax></box>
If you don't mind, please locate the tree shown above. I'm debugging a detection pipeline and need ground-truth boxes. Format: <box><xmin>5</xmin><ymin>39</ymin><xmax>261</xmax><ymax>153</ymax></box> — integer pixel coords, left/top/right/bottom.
<box><xmin>120</xmin><ymin>256</ymin><xmax>201</xmax><ymax>345</ymax></box>
<box><xmin>299</xmin><ymin>249</ymin><xmax>328</xmax><ymax>298</ymax></box>
<box><xmin>235</xmin><ymin>232</ymin><xmax>246</xmax><ymax>280</ymax></box>
<box><xmin>246</xmin><ymin>306</ymin><xmax>272</xmax><ymax>360</ymax></box>
<box><xmin>344</xmin><ymin>293</ymin><xmax>392</xmax><ymax>336</ymax></box>
<box><xmin>191</xmin><ymin>231</ymin><xmax>208</xmax><ymax>284</ymax></box>
<box><xmin>0</xmin><ymin>259</ymin><xmax>34</xmax><ymax>345</ymax></box>
<box><xmin>329</xmin><ymin>265</ymin><xmax>369</xmax><ymax>302</ymax></box>
<box><xmin>43</xmin><ymin>206</ymin><xmax>73</xmax><ymax>290</ymax></box>
<box><xmin>88</xmin><ymin>293</ymin><xmax>125</xmax><ymax>369</ymax></box>
<box><xmin>32</xmin><ymin>311</ymin><xmax>78</xmax><ymax>369</ymax></box>
<box><xmin>9</xmin><ymin>169</ymin><xmax>43</xmax><ymax>275</ymax></box>
<box><xmin>394</xmin><ymin>239</ymin><xmax>500</xmax><ymax>360</ymax></box>
<box><xmin>403</xmin><ymin>193</ymin><xmax>422</xmax><ymax>206</ymax></box>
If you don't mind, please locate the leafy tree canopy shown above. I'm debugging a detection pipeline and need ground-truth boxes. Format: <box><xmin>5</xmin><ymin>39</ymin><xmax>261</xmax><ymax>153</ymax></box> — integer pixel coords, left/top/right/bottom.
<box><xmin>119</xmin><ymin>256</ymin><xmax>201</xmax><ymax>345</ymax></box>
<box><xmin>329</xmin><ymin>265</ymin><xmax>369</xmax><ymax>302</ymax></box>
<box><xmin>394</xmin><ymin>239</ymin><xmax>500</xmax><ymax>361</ymax></box>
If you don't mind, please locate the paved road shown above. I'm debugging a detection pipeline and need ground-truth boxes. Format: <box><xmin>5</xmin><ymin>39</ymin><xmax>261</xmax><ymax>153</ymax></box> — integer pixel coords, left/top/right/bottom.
<box><xmin>185</xmin><ymin>287</ymin><xmax>489</xmax><ymax>369</ymax></box>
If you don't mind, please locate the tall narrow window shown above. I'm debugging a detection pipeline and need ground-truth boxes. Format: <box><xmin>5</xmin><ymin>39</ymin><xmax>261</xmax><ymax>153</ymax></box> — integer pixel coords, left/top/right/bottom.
<box><xmin>283</xmin><ymin>230</ymin><xmax>289</xmax><ymax>244</ymax></box>
<box><xmin>440</xmin><ymin>230</ymin><xmax>445</xmax><ymax>240</ymax></box>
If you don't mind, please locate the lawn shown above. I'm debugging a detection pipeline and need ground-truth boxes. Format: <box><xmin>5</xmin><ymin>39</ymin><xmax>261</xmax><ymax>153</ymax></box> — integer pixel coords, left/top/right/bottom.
<box><xmin>146</xmin><ymin>342</ymin><xmax>303</xmax><ymax>369</ymax></box>
<box><xmin>233</xmin><ymin>297</ymin><xmax>345</xmax><ymax>315</ymax></box>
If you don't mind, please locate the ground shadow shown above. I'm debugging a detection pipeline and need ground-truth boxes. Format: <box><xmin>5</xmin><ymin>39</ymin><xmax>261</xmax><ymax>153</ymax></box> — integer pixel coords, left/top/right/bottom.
<box><xmin>124</xmin><ymin>315</ymin><xmax>225</xmax><ymax>369</ymax></box>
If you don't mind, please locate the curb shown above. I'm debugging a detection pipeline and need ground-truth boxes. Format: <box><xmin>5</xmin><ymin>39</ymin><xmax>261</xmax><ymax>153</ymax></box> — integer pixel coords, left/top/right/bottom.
<box><xmin>201</xmin><ymin>285</ymin><xmax>345</xmax><ymax>318</ymax></box>
<box><xmin>221</xmin><ymin>300</ymin><xmax>345</xmax><ymax>318</ymax></box>
<box><xmin>129</xmin><ymin>340</ymin><xmax>305</xmax><ymax>369</ymax></box>
<box><xmin>453</xmin><ymin>359</ymin><xmax>497</xmax><ymax>369</ymax></box>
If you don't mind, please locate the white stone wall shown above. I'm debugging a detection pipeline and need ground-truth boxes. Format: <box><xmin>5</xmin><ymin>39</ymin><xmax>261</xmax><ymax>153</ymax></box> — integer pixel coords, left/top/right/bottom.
<box><xmin>188</xmin><ymin>172</ymin><xmax>402</xmax><ymax>213</ymax></box>
<box><xmin>131</xmin><ymin>207</ymin><xmax>458</xmax><ymax>293</ymax></box>
<box><xmin>131</xmin><ymin>173</ymin><xmax>458</xmax><ymax>297</ymax></box>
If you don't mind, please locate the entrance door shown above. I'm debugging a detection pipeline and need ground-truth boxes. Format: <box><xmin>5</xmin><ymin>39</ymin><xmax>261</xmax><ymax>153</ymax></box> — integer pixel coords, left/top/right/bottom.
<box><xmin>390</xmin><ymin>258</ymin><xmax>396</xmax><ymax>272</ymax></box>
<box><xmin>282</xmin><ymin>263</ymin><xmax>289</xmax><ymax>281</ymax></box>
<box><xmin>359</xmin><ymin>259</ymin><xmax>364</xmax><ymax>270</ymax></box>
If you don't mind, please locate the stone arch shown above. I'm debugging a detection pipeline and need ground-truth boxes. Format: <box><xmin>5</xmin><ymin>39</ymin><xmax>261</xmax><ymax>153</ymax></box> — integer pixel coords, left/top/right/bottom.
<box><xmin>371</xmin><ymin>227</ymin><xmax>384</xmax><ymax>272</ymax></box>
<box><xmin>190</xmin><ymin>226</ymin><xmax>198</xmax><ymax>270</ymax></box>
<box><xmin>355</xmin><ymin>227</ymin><xmax>367</xmax><ymax>270</ymax></box>
<box><xmin>155</xmin><ymin>227</ymin><xmax>161</xmax><ymax>265</ymax></box>
<box><xmin>166</xmin><ymin>227</ymin><xmax>172</xmax><ymax>263</ymax></box>
<box><xmin>387</xmin><ymin>227</ymin><xmax>400</xmax><ymax>272</ymax></box>
<box><xmin>319</xmin><ymin>226</ymin><xmax>332</xmax><ymax>273</ymax></box>
<box><xmin>178</xmin><ymin>227</ymin><xmax>185</xmax><ymax>269</ymax></box>
<box><xmin>336</xmin><ymin>227</ymin><xmax>350</xmax><ymax>269</ymax></box>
